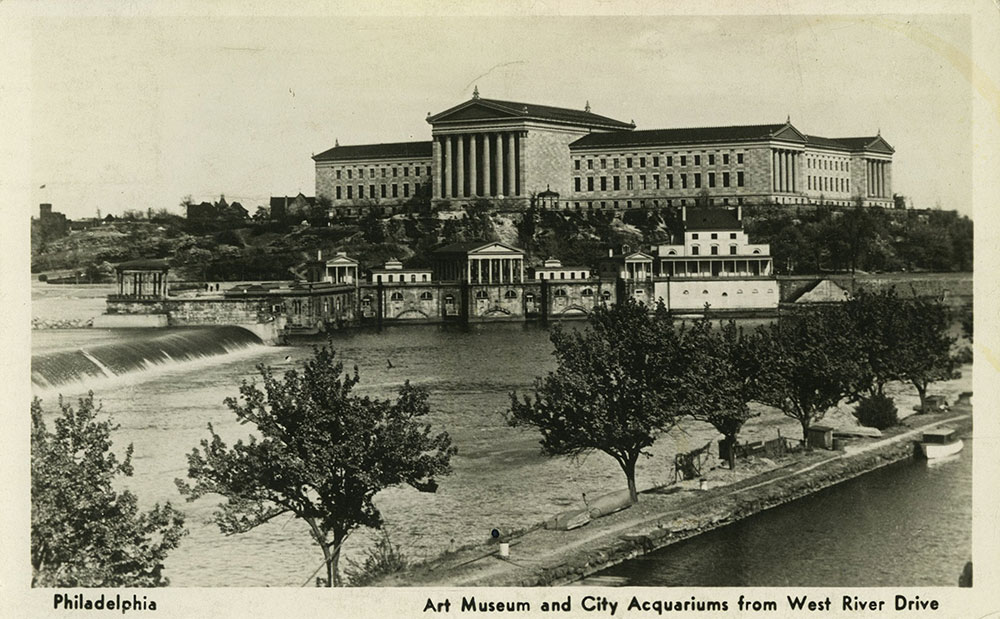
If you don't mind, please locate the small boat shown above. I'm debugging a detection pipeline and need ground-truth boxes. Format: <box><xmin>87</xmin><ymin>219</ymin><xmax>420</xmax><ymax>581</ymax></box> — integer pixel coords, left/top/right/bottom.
<box><xmin>918</xmin><ymin>427</ymin><xmax>964</xmax><ymax>459</ymax></box>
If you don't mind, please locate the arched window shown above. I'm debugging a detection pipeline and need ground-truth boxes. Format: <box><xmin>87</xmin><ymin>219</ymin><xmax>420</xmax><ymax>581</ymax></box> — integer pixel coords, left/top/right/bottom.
<box><xmin>737</xmin><ymin>289</ymin><xmax>743</xmax><ymax>294</ymax></box>
<box><xmin>581</xmin><ymin>288</ymin><xmax>594</xmax><ymax>297</ymax></box>
<box><xmin>752</xmin><ymin>289</ymin><xmax>759</xmax><ymax>294</ymax></box>
<box><xmin>475</xmin><ymin>290</ymin><xmax>488</xmax><ymax>299</ymax></box>
<box><xmin>730</xmin><ymin>245</ymin><xmax>738</xmax><ymax>255</ymax></box>
<box><xmin>504</xmin><ymin>290</ymin><xmax>517</xmax><ymax>299</ymax></box>
<box><xmin>419</xmin><ymin>291</ymin><xmax>432</xmax><ymax>300</ymax></box>
<box><xmin>410</xmin><ymin>274</ymin><xmax>416</xmax><ymax>282</ymax></box>
<box><xmin>554</xmin><ymin>288</ymin><xmax>567</xmax><ymax>297</ymax></box>
<box><xmin>753</xmin><ymin>249</ymin><xmax>761</xmax><ymax>255</ymax></box>
<box><xmin>692</xmin><ymin>245</ymin><xmax>700</xmax><ymax>256</ymax></box>
<box><xmin>390</xmin><ymin>291</ymin><xmax>403</xmax><ymax>301</ymax></box>
<box><xmin>710</xmin><ymin>245</ymin><xmax>719</xmax><ymax>256</ymax></box>
<box><xmin>722</xmin><ymin>292</ymin><xmax>728</xmax><ymax>297</ymax></box>
<box><xmin>668</xmin><ymin>249</ymin><xmax>677</xmax><ymax>255</ymax></box>
<box><xmin>703</xmin><ymin>290</ymin><xmax>709</xmax><ymax>295</ymax></box>
<box><xmin>767</xmin><ymin>288</ymin><xmax>774</xmax><ymax>294</ymax></box>
<box><xmin>682</xmin><ymin>290</ymin><xmax>690</xmax><ymax>295</ymax></box>
<box><xmin>601</xmin><ymin>291</ymin><xmax>612</xmax><ymax>300</ymax></box>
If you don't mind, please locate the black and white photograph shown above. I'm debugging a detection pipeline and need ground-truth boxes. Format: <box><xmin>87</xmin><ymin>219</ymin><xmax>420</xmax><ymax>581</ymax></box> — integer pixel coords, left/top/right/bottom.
<box><xmin>4</xmin><ymin>1</ymin><xmax>999</xmax><ymax>616</ymax></box>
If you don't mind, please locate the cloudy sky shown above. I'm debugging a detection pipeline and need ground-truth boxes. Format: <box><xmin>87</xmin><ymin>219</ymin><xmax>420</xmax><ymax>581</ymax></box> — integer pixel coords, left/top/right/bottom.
<box><xmin>26</xmin><ymin>7</ymin><xmax>974</xmax><ymax>218</ymax></box>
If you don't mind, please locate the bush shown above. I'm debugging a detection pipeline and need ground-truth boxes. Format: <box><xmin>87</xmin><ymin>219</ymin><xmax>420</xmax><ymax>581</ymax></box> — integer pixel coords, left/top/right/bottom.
<box><xmin>854</xmin><ymin>394</ymin><xmax>899</xmax><ymax>430</ymax></box>
<box><xmin>38</xmin><ymin>274</ymin><xmax>47</xmax><ymax>282</ymax></box>
<box><xmin>344</xmin><ymin>529</ymin><xmax>409</xmax><ymax>586</ymax></box>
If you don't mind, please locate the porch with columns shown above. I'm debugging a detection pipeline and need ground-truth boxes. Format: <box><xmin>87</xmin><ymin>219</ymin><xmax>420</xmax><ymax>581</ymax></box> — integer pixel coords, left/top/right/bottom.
<box><xmin>867</xmin><ymin>159</ymin><xmax>889</xmax><ymax>197</ymax></box>
<box><xmin>434</xmin><ymin>131</ymin><xmax>523</xmax><ymax>200</ymax></box>
<box><xmin>466</xmin><ymin>255</ymin><xmax>525</xmax><ymax>284</ymax></box>
<box><xmin>771</xmin><ymin>148</ymin><xmax>801</xmax><ymax>193</ymax></box>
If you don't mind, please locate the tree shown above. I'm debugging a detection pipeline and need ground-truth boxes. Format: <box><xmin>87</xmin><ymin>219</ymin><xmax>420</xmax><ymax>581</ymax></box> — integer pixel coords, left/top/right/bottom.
<box><xmin>755</xmin><ymin>307</ymin><xmax>862</xmax><ymax>441</ymax></box>
<box><xmin>897</xmin><ymin>296</ymin><xmax>961</xmax><ymax>410</ymax></box>
<box><xmin>176</xmin><ymin>345</ymin><xmax>455</xmax><ymax>587</ymax></box>
<box><xmin>508</xmin><ymin>299</ymin><xmax>680</xmax><ymax>503</ymax></box>
<box><xmin>31</xmin><ymin>394</ymin><xmax>186</xmax><ymax>587</ymax></box>
<box><xmin>842</xmin><ymin>288</ymin><xmax>910</xmax><ymax>400</ymax></box>
<box><xmin>671</xmin><ymin>318</ymin><xmax>763</xmax><ymax>469</ymax></box>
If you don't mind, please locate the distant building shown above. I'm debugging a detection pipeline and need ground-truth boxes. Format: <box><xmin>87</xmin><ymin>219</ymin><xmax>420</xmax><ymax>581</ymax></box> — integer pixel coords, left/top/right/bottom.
<box><xmin>430</xmin><ymin>241</ymin><xmax>526</xmax><ymax>283</ymax></box>
<box><xmin>369</xmin><ymin>259</ymin><xmax>432</xmax><ymax>284</ymax></box>
<box><xmin>532</xmin><ymin>258</ymin><xmax>591</xmax><ymax>281</ymax></box>
<box><xmin>36</xmin><ymin>203</ymin><xmax>68</xmax><ymax>237</ymax></box>
<box><xmin>314</xmin><ymin>90</ymin><xmax>894</xmax><ymax>211</ymax></box>
<box><xmin>304</xmin><ymin>251</ymin><xmax>359</xmax><ymax>284</ymax></box>
<box><xmin>270</xmin><ymin>193</ymin><xmax>317</xmax><ymax>220</ymax></box>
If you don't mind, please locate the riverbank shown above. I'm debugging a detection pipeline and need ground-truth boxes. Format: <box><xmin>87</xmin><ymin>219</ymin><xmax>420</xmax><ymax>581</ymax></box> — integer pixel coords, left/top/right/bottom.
<box><xmin>376</xmin><ymin>405</ymin><xmax>972</xmax><ymax>587</ymax></box>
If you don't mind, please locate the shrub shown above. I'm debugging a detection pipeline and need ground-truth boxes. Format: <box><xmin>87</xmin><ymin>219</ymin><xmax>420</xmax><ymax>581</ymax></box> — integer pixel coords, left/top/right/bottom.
<box><xmin>854</xmin><ymin>394</ymin><xmax>899</xmax><ymax>430</ymax></box>
<box><xmin>38</xmin><ymin>274</ymin><xmax>47</xmax><ymax>282</ymax></box>
<box><xmin>344</xmin><ymin>529</ymin><xmax>409</xmax><ymax>586</ymax></box>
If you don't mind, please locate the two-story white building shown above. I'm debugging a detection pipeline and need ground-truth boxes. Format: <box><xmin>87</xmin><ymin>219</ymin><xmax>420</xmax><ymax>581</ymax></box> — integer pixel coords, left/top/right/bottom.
<box><xmin>652</xmin><ymin>207</ymin><xmax>779</xmax><ymax>311</ymax></box>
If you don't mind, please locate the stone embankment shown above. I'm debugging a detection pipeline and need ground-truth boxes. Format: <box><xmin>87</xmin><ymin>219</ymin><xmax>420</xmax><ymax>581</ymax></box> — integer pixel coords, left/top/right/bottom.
<box><xmin>31</xmin><ymin>317</ymin><xmax>94</xmax><ymax>329</ymax></box>
<box><xmin>377</xmin><ymin>406</ymin><xmax>972</xmax><ymax>587</ymax></box>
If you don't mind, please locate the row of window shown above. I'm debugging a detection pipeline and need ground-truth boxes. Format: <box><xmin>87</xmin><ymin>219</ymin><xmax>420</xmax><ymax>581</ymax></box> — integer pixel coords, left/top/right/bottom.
<box><xmin>536</xmin><ymin>271</ymin><xmax>590</xmax><ymax>280</ymax></box>
<box><xmin>808</xmin><ymin>176</ymin><xmax>850</xmax><ymax>193</ymax></box>
<box><xmin>573</xmin><ymin>152</ymin><xmax>746</xmax><ymax>171</ymax></box>
<box><xmin>574</xmin><ymin>171</ymin><xmax>746</xmax><ymax>193</ymax></box>
<box><xmin>333</xmin><ymin>165</ymin><xmax>432</xmax><ymax>180</ymax></box>
<box><xmin>690</xmin><ymin>232</ymin><xmax>739</xmax><ymax>240</ymax></box>
<box><xmin>333</xmin><ymin>182</ymin><xmax>430</xmax><ymax>200</ymax></box>
<box><xmin>567</xmin><ymin>196</ymin><xmax>746</xmax><ymax>210</ymax></box>
<box><xmin>807</xmin><ymin>157</ymin><xmax>849</xmax><ymax>172</ymax></box>
<box><xmin>377</xmin><ymin>289</ymin><xmax>612</xmax><ymax>301</ymax></box>
<box><xmin>374</xmin><ymin>273</ymin><xmax>431</xmax><ymax>283</ymax></box>
<box><xmin>679</xmin><ymin>288</ymin><xmax>774</xmax><ymax>295</ymax></box>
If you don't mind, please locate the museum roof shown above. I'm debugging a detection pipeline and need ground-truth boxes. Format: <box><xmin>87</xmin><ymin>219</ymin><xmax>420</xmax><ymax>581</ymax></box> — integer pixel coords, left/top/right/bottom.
<box><xmin>428</xmin><ymin>97</ymin><xmax>635</xmax><ymax>130</ymax></box>
<box><xmin>312</xmin><ymin>140</ymin><xmax>433</xmax><ymax>162</ymax></box>
<box><xmin>570</xmin><ymin>123</ymin><xmax>790</xmax><ymax>149</ymax></box>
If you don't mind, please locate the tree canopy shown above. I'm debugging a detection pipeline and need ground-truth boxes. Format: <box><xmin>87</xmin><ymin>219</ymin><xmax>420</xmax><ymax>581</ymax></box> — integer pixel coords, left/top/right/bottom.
<box><xmin>896</xmin><ymin>295</ymin><xmax>961</xmax><ymax>409</ymax></box>
<box><xmin>176</xmin><ymin>345</ymin><xmax>455</xmax><ymax>586</ymax></box>
<box><xmin>508</xmin><ymin>299</ymin><xmax>680</xmax><ymax>502</ymax></box>
<box><xmin>31</xmin><ymin>394</ymin><xmax>186</xmax><ymax>587</ymax></box>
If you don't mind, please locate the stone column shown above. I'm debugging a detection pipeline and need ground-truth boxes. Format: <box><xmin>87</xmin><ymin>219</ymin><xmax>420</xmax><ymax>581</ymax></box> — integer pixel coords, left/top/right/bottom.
<box><xmin>880</xmin><ymin>162</ymin><xmax>885</xmax><ymax>197</ymax></box>
<box><xmin>483</xmin><ymin>134</ymin><xmax>492</xmax><ymax>196</ymax></box>
<box><xmin>792</xmin><ymin>152</ymin><xmax>797</xmax><ymax>192</ymax></box>
<box><xmin>443</xmin><ymin>136</ymin><xmax>451</xmax><ymax>199</ymax></box>
<box><xmin>771</xmin><ymin>150</ymin><xmax>777</xmax><ymax>191</ymax></box>
<box><xmin>432</xmin><ymin>137</ymin><xmax>443</xmax><ymax>199</ymax></box>
<box><xmin>456</xmin><ymin>134</ymin><xmax>465</xmax><ymax>198</ymax></box>
<box><xmin>488</xmin><ymin>258</ymin><xmax>493</xmax><ymax>284</ymax></box>
<box><xmin>506</xmin><ymin>133</ymin><xmax>516</xmax><ymax>196</ymax></box>
<box><xmin>519</xmin><ymin>259</ymin><xmax>524</xmax><ymax>283</ymax></box>
<box><xmin>469</xmin><ymin>134</ymin><xmax>478</xmax><ymax>196</ymax></box>
<box><xmin>496</xmin><ymin>133</ymin><xmax>505</xmax><ymax>197</ymax></box>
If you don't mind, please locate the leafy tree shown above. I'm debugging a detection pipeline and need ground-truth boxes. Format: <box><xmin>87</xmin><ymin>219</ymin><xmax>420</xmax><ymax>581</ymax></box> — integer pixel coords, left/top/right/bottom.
<box><xmin>671</xmin><ymin>318</ymin><xmax>763</xmax><ymax>469</ymax></box>
<box><xmin>508</xmin><ymin>299</ymin><xmax>680</xmax><ymax>503</ymax></box>
<box><xmin>31</xmin><ymin>394</ymin><xmax>186</xmax><ymax>587</ymax></box>
<box><xmin>755</xmin><ymin>307</ymin><xmax>862</xmax><ymax>441</ymax></box>
<box><xmin>843</xmin><ymin>288</ymin><xmax>910</xmax><ymax>400</ymax></box>
<box><xmin>897</xmin><ymin>296</ymin><xmax>961</xmax><ymax>410</ymax></box>
<box><xmin>176</xmin><ymin>345</ymin><xmax>455</xmax><ymax>587</ymax></box>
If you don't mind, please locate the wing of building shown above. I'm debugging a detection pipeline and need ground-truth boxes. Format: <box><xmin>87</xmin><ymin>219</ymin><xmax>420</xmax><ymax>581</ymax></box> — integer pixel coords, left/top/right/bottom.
<box><xmin>314</xmin><ymin>91</ymin><xmax>894</xmax><ymax>214</ymax></box>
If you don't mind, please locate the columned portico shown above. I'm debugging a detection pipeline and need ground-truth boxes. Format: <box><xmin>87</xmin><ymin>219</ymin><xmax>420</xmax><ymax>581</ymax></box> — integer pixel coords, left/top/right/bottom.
<box><xmin>771</xmin><ymin>148</ymin><xmax>801</xmax><ymax>193</ymax></box>
<box><xmin>432</xmin><ymin>131</ymin><xmax>526</xmax><ymax>201</ymax></box>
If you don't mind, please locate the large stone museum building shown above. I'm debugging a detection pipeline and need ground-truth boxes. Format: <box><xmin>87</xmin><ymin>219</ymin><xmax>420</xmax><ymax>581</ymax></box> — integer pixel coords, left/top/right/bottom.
<box><xmin>313</xmin><ymin>90</ymin><xmax>894</xmax><ymax>212</ymax></box>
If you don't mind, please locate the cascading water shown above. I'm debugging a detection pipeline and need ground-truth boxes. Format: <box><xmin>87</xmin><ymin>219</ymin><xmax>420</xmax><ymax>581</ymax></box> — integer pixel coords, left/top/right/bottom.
<box><xmin>31</xmin><ymin>326</ymin><xmax>264</xmax><ymax>389</ymax></box>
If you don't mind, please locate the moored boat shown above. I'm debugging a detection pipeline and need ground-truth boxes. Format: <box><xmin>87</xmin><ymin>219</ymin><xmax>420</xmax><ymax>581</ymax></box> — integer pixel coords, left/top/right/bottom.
<box><xmin>918</xmin><ymin>427</ymin><xmax>964</xmax><ymax>459</ymax></box>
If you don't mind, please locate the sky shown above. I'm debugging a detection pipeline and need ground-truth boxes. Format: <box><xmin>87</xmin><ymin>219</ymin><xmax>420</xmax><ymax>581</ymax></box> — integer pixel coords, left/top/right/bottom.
<box><xmin>27</xmin><ymin>9</ymin><xmax>974</xmax><ymax>219</ymax></box>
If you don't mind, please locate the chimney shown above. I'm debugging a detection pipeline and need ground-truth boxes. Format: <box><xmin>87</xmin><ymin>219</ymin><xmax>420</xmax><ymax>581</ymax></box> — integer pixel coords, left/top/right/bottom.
<box><xmin>682</xmin><ymin>206</ymin><xmax>687</xmax><ymax>222</ymax></box>
<box><xmin>737</xmin><ymin>206</ymin><xmax>743</xmax><ymax>222</ymax></box>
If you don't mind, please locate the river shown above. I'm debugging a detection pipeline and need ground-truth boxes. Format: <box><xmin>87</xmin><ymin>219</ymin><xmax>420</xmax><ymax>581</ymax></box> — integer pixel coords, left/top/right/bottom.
<box><xmin>30</xmin><ymin>283</ymin><xmax>973</xmax><ymax>587</ymax></box>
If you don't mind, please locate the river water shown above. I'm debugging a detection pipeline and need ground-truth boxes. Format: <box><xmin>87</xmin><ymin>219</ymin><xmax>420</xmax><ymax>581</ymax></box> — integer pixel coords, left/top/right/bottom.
<box><xmin>580</xmin><ymin>437</ymin><xmax>972</xmax><ymax>587</ymax></box>
<box><xmin>30</xmin><ymin>283</ymin><xmax>973</xmax><ymax>587</ymax></box>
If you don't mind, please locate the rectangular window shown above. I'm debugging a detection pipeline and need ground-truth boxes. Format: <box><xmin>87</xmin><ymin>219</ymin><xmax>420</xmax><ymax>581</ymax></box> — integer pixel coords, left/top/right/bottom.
<box><xmin>666</xmin><ymin>156</ymin><xmax>672</xmax><ymax>167</ymax></box>
<box><xmin>575</xmin><ymin>159</ymin><xmax>581</xmax><ymax>170</ymax></box>
<box><xmin>347</xmin><ymin>169</ymin><xmax>353</xmax><ymax>179</ymax></box>
<box><xmin>730</xmin><ymin>232</ymin><xmax>737</xmax><ymax>239</ymax></box>
<box><xmin>640</xmin><ymin>156</ymin><xmax>646</xmax><ymax>168</ymax></box>
<box><xmin>575</xmin><ymin>177</ymin><xmax>582</xmax><ymax>192</ymax></box>
<box><xmin>692</xmin><ymin>245</ymin><xmax>699</xmax><ymax>255</ymax></box>
<box><xmin>694</xmin><ymin>155</ymin><xmax>701</xmax><ymax>166</ymax></box>
<box><xmin>601</xmin><ymin>176</ymin><xmax>607</xmax><ymax>191</ymax></box>
<box><xmin>709</xmin><ymin>172</ymin><xmax>716</xmax><ymax>188</ymax></box>
<box><xmin>730</xmin><ymin>245</ymin><xmax>737</xmax><ymax>255</ymax></box>
<box><xmin>626</xmin><ymin>176</ymin><xmax>634</xmax><ymax>190</ymax></box>
<box><xmin>588</xmin><ymin>159</ymin><xmax>594</xmax><ymax>170</ymax></box>
<box><xmin>654</xmin><ymin>174</ymin><xmax>661</xmax><ymax>189</ymax></box>
<box><xmin>711</xmin><ymin>233</ymin><xmax>718</xmax><ymax>239</ymax></box>
<box><xmin>737</xmin><ymin>153</ymin><xmax>744</xmax><ymax>164</ymax></box>
<box><xmin>640</xmin><ymin>175</ymin><xmax>647</xmax><ymax>189</ymax></box>
<box><xmin>613</xmin><ymin>176</ymin><xmax>620</xmax><ymax>190</ymax></box>
<box><xmin>665</xmin><ymin>174</ymin><xmax>672</xmax><ymax>189</ymax></box>
<box><xmin>692</xmin><ymin>233</ymin><xmax>699</xmax><ymax>239</ymax></box>
<box><xmin>680</xmin><ymin>155</ymin><xmax>687</xmax><ymax>166</ymax></box>
<box><xmin>426</xmin><ymin>166</ymin><xmax>432</xmax><ymax>176</ymax></box>
<box><xmin>392</xmin><ymin>184</ymin><xmax>398</xmax><ymax>197</ymax></box>
<box><xmin>587</xmin><ymin>177</ymin><xmax>594</xmax><ymax>191</ymax></box>
<box><xmin>708</xmin><ymin>154</ymin><xmax>715</xmax><ymax>165</ymax></box>
<box><xmin>626</xmin><ymin>157</ymin><xmax>633</xmax><ymax>168</ymax></box>
<box><xmin>381</xmin><ymin>168</ymin><xmax>387</xmax><ymax>178</ymax></box>
<box><xmin>723</xmin><ymin>153</ymin><xmax>729</xmax><ymax>165</ymax></box>
<box><xmin>681</xmin><ymin>174</ymin><xmax>687</xmax><ymax>189</ymax></box>
<box><xmin>380</xmin><ymin>184</ymin><xmax>386</xmax><ymax>198</ymax></box>
<box><xmin>403</xmin><ymin>166</ymin><xmax>409</xmax><ymax>177</ymax></box>
<box><xmin>737</xmin><ymin>171</ymin><xmax>745</xmax><ymax>186</ymax></box>
<box><xmin>392</xmin><ymin>167</ymin><xmax>398</xmax><ymax>177</ymax></box>
<box><xmin>723</xmin><ymin>172</ymin><xmax>730</xmax><ymax>187</ymax></box>
<box><xmin>694</xmin><ymin>173</ymin><xmax>701</xmax><ymax>188</ymax></box>
<box><xmin>613</xmin><ymin>158</ymin><xmax>619</xmax><ymax>169</ymax></box>
<box><xmin>403</xmin><ymin>184</ymin><xmax>410</xmax><ymax>197</ymax></box>
<box><xmin>336</xmin><ymin>186</ymin><xmax>342</xmax><ymax>199</ymax></box>
<box><xmin>347</xmin><ymin>186</ymin><xmax>353</xmax><ymax>199</ymax></box>
<box><xmin>601</xmin><ymin>158</ymin><xmax>607</xmax><ymax>169</ymax></box>
<box><xmin>370</xmin><ymin>184</ymin><xmax>376</xmax><ymax>197</ymax></box>
<box><xmin>653</xmin><ymin>156</ymin><xmax>659</xmax><ymax>167</ymax></box>
<box><xmin>336</xmin><ymin>170</ymin><xmax>341</xmax><ymax>180</ymax></box>
<box><xmin>369</xmin><ymin>169</ymin><xmax>375</xmax><ymax>179</ymax></box>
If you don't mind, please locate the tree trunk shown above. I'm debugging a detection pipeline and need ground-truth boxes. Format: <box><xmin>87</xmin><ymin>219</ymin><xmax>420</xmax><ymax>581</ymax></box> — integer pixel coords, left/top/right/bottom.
<box><xmin>622</xmin><ymin>454</ymin><xmax>639</xmax><ymax>504</ymax></box>
<box><xmin>800</xmin><ymin>417</ymin><xmax>811</xmax><ymax>445</ymax></box>
<box><xmin>914</xmin><ymin>381</ymin><xmax>927</xmax><ymax>412</ymax></box>
<box><xmin>330</xmin><ymin>532</ymin><xmax>344</xmax><ymax>587</ymax></box>
<box><xmin>724</xmin><ymin>434</ymin><xmax>737</xmax><ymax>470</ymax></box>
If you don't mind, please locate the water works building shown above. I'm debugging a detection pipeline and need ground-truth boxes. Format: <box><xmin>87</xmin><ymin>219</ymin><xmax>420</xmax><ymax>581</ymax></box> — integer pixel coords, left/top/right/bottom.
<box><xmin>313</xmin><ymin>89</ymin><xmax>894</xmax><ymax>214</ymax></box>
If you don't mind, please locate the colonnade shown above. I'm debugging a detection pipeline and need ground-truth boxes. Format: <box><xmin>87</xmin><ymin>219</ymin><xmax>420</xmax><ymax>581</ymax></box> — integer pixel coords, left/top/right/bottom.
<box><xmin>771</xmin><ymin>149</ymin><xmax>800</xmax><ymax>193</ymax></box>
<box><xmin>436</xmin><ymin>132</ymin><xmax>521</xmax><ymax>200</ymax></box>
<box><xmin>867</xmin><ymin>159</ymin><xmax>889</xmax><ymax>197</ymax></box>
<box><xmin>466</xmin><ymin>256</ymin><xmax>525</xmax><ymax>284</ymax></box>
<box><xmin>117</xmin><ymin>270</ymin><xmax>169</xmax><ymax>299</ymax></box>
